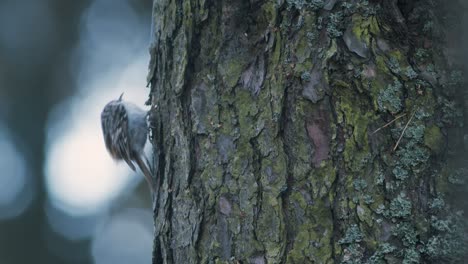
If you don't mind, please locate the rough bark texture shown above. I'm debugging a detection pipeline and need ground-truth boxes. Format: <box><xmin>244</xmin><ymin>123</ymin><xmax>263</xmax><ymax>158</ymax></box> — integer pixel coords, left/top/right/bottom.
<box><xmin>147</xmin><ymin>0</ymin><xmax>467</xmax><ymax>263</ymax></box>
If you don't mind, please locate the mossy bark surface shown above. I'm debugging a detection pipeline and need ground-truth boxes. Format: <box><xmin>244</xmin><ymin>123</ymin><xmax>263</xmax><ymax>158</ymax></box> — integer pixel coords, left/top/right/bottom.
<box><xmin>147</xmin><ymin>0</ymin><xmax>467</xmax><ymax>263</ymax></box>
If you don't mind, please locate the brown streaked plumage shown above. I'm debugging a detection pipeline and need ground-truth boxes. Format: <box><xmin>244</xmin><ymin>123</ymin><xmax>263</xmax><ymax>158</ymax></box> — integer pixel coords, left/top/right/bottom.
<box><xmin>101</xmin><ymin>93</ymin><xmax>154</xmax><ymax>193</ymax></box>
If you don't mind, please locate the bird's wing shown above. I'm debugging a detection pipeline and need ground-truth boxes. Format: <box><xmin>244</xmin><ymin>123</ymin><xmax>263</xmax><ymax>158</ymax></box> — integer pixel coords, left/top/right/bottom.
<box><xmin>114</xmin><ymin>104</ymin><xmax>136</xmax><ymax>171</ymax></box>
<box><xmin>101</xmin><ymin>103</ymin><xmax>136</xmax><ymax>171</ymax></box>
<box><xmin>101</xmin><ymin>107</ymin><xmax>114</xmax><ymax>154</ymax></box>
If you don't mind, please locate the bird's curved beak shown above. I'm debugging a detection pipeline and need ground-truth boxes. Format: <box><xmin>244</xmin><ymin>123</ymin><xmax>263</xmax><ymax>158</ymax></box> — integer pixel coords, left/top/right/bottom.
<box><xmin>118</xmin><ymin>92</ymin><xmax>124</xmax><ymax>101</ymax></box>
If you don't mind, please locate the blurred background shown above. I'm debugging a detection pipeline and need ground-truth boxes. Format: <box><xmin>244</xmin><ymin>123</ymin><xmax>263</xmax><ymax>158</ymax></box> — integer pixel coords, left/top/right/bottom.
<box><xmin>0</xmin><ymin>1</ymin><xmax>468</xmax><ymax>264</ymax></box>
<box><xmin>0</xmin><ymin>0</ymin><xmax>154</xmax><ymax>263</ymax></box>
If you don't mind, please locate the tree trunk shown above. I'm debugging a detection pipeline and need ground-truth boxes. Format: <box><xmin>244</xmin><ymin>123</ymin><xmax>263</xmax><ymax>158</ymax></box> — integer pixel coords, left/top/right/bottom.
<box><xmin>147</xmin><ymin>0</ymin><xmax>467</xmax><ymax>263</ymax></box>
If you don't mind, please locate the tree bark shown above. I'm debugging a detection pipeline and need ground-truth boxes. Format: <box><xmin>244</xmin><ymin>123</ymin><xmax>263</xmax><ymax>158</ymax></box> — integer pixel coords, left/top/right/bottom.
<box><xmin>147</xmin><ymin>0</ymin><xmax>467</xmax><ymax>263</ymax></box>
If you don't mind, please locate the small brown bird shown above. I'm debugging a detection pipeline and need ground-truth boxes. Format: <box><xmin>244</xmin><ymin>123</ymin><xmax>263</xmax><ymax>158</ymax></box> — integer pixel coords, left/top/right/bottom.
<box><xmin>100</xmin><ymin>93</ymin><xmax>154</xmax><ymax>193</ymax></box>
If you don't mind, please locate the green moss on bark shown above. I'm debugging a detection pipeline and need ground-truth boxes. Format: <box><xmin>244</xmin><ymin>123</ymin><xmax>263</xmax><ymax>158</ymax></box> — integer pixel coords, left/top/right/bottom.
<box><xmin>148</xmin><ymin>0</ymin><xmax>467</xmax><ymax>263</ymax></box>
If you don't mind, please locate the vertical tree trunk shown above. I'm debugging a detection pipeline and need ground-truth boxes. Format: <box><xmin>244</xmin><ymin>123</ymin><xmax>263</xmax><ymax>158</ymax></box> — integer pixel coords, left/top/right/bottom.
<box><xmin>147</xmin><ymin>0</ymin><xmax>467</xmax><ymax>263</ymax></box>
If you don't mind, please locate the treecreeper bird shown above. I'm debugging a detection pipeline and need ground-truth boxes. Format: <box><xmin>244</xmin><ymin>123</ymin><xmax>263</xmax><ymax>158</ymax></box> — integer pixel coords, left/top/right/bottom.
<box><xmin>101</xmin><ymin>93</ymin><xmax>154</xmax><ymax>194</ymax></box>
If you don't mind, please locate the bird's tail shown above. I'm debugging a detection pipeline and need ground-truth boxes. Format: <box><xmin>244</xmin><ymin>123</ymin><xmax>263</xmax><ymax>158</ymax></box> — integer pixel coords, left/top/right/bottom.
<box><xmin>134</xmin><ymin>154</ymin><xmax>155</xmax><ymax>194</ymax></box>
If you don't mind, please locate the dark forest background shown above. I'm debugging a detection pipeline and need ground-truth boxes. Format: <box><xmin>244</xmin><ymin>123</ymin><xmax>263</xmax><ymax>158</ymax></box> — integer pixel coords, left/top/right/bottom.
<box><xmin>0</xmin><ymin>0</ymin><xmax>467</xmax><ymax>263</ymax></box>
<box><xmin>0</xmin><ymin>0</ymin><xmax>154</xmax><ymax>263</ymax></box>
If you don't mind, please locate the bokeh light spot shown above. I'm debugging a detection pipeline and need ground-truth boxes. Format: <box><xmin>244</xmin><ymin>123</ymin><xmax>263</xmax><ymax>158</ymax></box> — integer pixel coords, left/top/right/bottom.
<box><xmin>0</xmin><ymin>125</ymin><xmax>33</xmax><ymax>219</ymax></box>
<box><xmin>45</xmin><ymin>103</ymin><xmax>134</xmax><ymax>217</ymax></box>
<box><xmin>92</xmin><ymin>208</ymin><xmax>152</xmax><ymax>264</ymax></box>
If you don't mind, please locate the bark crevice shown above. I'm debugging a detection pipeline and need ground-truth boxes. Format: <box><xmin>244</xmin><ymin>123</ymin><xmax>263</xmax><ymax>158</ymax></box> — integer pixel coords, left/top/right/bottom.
<box><xmin>148</xmin><ymin>0</ymin><xmax>468</xmax><ymax>263</ymax></box>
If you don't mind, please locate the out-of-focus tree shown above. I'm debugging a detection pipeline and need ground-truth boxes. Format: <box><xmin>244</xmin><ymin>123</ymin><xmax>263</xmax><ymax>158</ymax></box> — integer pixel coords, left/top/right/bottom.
<box><xmin>0</xmin><ymin>0</ymin><xmax>154</xmax><ymax>263</ymax></box>
<box><xmin>147</xmin><ymin>0</ymin><xmax>468</xmax><ymax>263</ymax></box>
<box><xmin>0</xmin><ymin>1</ymin><xmax>91</xmax><ymax>263</ymax></box>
